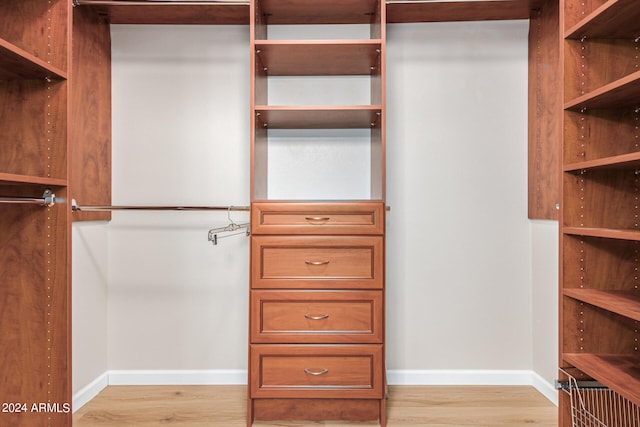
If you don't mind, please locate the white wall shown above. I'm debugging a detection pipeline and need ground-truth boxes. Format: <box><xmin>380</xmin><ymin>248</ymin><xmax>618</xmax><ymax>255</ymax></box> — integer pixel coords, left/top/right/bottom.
<box><xmin>108</xmin><ymin>25</ymin><xmax>250</xmax><ymax>372</ymax></box>
<box><xmin>72</xmin><ymin>222</ymin><xmax>109</xmax><ymax>406</ymax></box>
<box><xmin>386</xmin><ymin>21</ymin><xmax>533</xmax><ymax>370</ymax></box>
<box><xmin>72</xmin><ymin>19</ymin><xmax>559</xmax><ymax>402</ymax></box>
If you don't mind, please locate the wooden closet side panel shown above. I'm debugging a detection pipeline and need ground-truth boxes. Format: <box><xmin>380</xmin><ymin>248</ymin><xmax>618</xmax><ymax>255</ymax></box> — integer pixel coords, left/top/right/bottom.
<box><xmin>528</xmin><ymin>0</ymin><xmax>561</xmax><ymax>220</ymax></box>
<box><xmin>70</xmin><ymin>7</ymin><xmax>112</xmax><ymax>222</ymax></box>
<box><xmin>0</xmin><ymin>186</ymin><xmax>70</xmax><ymax>426</ymax></box>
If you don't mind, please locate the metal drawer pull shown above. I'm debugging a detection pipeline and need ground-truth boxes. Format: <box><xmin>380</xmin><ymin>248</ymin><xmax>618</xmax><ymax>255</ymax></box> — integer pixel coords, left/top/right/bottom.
<box><xmin>304</xmin><ymin>368</ymin><xmax>329</xmax><ymax>376</ymax></box>
<box><xmin>305</xmin><ymin>216</ymin><xmax>330</xmax><ymax>222</ymax></box>
<box><xmin>304</xmin><ymin>314</ymin><xmax>329</xmax><ymax>320</ymax></box>
<box><xmin>305</xmin><ymin>260</ymin><xmax>330</xmax><ymax>265</ymax></box>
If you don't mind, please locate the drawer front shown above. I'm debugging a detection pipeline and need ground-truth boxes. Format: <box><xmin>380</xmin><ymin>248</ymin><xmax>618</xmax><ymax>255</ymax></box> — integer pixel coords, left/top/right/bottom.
<box><xmin>250</xmin><ymin>344</ymin><xmax>384</xmax><ymax>399</ymax></box>
<box><xmin>252</xmin><ymin>202</ymin><xmax>384</xmax><ymax>235</ymax></box>
<box><xmin>251</xmin><ymin>290</ymin><xmax>383</xmax><ymax>343</ymax></box>
<box><xmin>251</xmin><ymin>236</ymin><xmax>383</xmax><ymax>289</ymax></box>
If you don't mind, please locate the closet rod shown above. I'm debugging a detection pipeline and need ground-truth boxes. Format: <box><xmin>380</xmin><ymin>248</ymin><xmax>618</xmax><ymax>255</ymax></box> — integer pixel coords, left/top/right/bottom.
<box><xmin>0</xmin><ymin>190</ymin><xmax>57</xmax><ymax>208</ymax></box>
<box><xmin>73</xmin><ymin>0</ymin><xmax>249</xmax><ymax>6</ymax></box>
<box><xmin>71</xmin><ymin>200</ymin><xmax>249</xmax><ymax>212</ymax></box>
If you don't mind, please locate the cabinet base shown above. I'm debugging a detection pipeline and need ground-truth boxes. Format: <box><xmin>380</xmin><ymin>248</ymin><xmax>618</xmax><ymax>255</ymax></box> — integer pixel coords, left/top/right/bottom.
<box><xmin>248</xmin><ymin>398</ymin><xmax>386</xmax><ymax>426</ymax></box>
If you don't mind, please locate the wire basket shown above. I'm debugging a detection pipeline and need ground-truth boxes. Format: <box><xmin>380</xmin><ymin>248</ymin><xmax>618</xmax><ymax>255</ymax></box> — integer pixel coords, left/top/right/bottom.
<box><xmin>558</xmin><ymin>369</ymin><xmax>640</xmax><ymax>427</ymax></box>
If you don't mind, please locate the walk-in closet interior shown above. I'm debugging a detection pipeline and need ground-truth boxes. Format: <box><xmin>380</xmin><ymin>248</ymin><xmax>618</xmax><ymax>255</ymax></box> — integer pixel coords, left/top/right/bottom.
<box><xmin>1</xmin><ymin>0</ymin><xmax>639</xmax><ymax>426</ymax></box>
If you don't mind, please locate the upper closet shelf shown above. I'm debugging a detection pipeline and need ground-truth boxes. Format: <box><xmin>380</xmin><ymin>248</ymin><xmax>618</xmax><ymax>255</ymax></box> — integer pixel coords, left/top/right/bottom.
<box><xmin>75</xmin><ymin>0</ymin><xmax>539</xmax><ymax>24</ymax></box>
<box><xmin>564</xmin><ymin>70</ymin><xmax>640</xmax><ymax>110</ymax></box>
<box><xmin>255</xmin><ymin>41</ymin><xmax>381</xmax><ymax>76</ymax></box>
<box><xmin>565</xmin><ymin>0</ymin><xmax>640</xmax><ymax>39</ymax></box>
<box><xmin>78</xmin><ymin>1</ymin><xmax>249</xmax><ymax>24</ymax></box>
<box><xmin>259</xmin><ymin>0</ymin><xmax>379</xmax><ymax>24</ymax></box>
<box><xmin>0</xmin><ymin>39</ymin><xmax>67</xmax><ymax>80</ymax></box>
<box><xmin>255</xmin><ymin>105</ymin><xmax>382</xmax><ymax>129</ymax></box>
<box><xmin>386</xmin><ymin>0</ymin><xmax>537</xmax><ymax>23</ymax></box>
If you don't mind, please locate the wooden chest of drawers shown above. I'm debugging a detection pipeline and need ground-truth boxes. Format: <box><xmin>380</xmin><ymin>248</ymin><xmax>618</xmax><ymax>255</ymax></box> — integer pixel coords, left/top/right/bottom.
<box><xmin>248</xmin><ymin>201</ymin><xmax>386</xmax><ymax>425</ymax></box>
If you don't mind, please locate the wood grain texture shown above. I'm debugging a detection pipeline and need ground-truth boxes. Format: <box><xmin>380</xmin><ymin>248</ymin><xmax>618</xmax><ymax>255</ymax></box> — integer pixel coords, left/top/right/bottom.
<box><xmin>386</xmin><ymin>0</ymin><xmax>539</xmax><ymax>23</ymax></box>
<box><xmin>528</xmin><ymin>0</ymin><xmax>561</xmax><ymax>220</ymax></box>
<box><xmin>251</xmin><ymin>235</ymin><xmax>384</xmax><ymax>289</ymax></box>
<box><xmin>0</xmin><ymin>79</ymin><xmax>68</xmax><ymax>180</ymax></box>
<box><xmin>251</xmin><ymin>290</ymin><xmax>384</xmax><ymax>343</ymax></box>
<box><xmin>0</xmin><ymin>186</ymin><xmax>70</xmax><ymax>427</ymax></box>
<box><xmin>70</xmin><ymin>7</ymin><xmax>112</xmax><ymax>222</ymax></box>
<box><xmin>98</xmin><ymin>4</ymin><xmax>249</xmax><ymax>25</ymax></box>
<box><xmin>73</xmin><ymin>385</ymin><xmax>557</xmax><ymax>426</ymax></box>
<box><xmin>0</xmin><ymin>0</ymin><xmax>68</xmax><ymax>72</ymax></box>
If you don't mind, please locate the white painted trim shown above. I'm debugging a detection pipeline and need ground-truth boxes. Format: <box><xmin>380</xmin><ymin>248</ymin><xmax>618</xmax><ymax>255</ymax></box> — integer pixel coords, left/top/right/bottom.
<box><xmin>386</xmin><ymin>369</ymin><xmax>533</xmax><ymax>386</ymax></box>
<box><xmin>108</xmin><ymin>369</ymin><xmax>247</xmax><ymax>386</ymax></box>
<box><xmin>72</xmin><ymin>371</ymin><xmax>109</xmax><ymax>413</ymax></box>
<box><xmin>532</xmin><ymin>371</ymin><xmax>559</xmax><ymax>406</ymax></box>
<box><xmin>387</xmin><ymin>369</ymin><xmax>558</xmax><ymax>406</ymax></box>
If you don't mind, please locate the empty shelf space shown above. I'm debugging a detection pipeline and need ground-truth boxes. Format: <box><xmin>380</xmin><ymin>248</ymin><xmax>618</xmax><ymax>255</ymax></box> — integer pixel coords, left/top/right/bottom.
<box><xmin>563</xmin><ymin>353</ymin><xmax>640</xmax><ymax>406</ymax></box>
<box><xmin>565</xmin><ymin>0</ymin><xmax>640</xmax><ymax>39</ymax></box>
<box><xmin>255</xmin><ymin>40</ymin><xmax>382</xmax><ymax>76</ymax></box>
<box><xmin>0</xmin><ymin>39</ymin><xmax>67</xmax><ymax>80</ymax></box>
<box><xmin>564</xmin><ymin>70</ymin><xmax>640</xmax><ymax>110</ymax></box>
<box><xmin>255</xmin><ymin>105</ymin><xmax>382</xmax><ymax>129</ymax></box>
<box><xmin>564</xmin><ymin>289</ymin><xmax>640</xmax><ymax>321</ymax></box>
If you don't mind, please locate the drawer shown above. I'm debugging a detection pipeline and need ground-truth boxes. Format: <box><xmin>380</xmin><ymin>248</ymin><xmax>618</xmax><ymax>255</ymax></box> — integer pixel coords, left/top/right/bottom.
<box><xmin>250</xmin><ymin>344</ymin><xmax>384</xmax><ymax>399</ymax></box>
<box><xmin>251</xmin><ymin>235</ymin><xmax>383</xmax><ymax>289</ymax></box>
<box><xmin>251</xmin><ymin>290</ymin><xmax>383</xmax><ymax>343</ymax></box>
<box><xmin>251</xmin><ymin>202</ymin><xmax>384</xmax><ymax>235</ymax></box>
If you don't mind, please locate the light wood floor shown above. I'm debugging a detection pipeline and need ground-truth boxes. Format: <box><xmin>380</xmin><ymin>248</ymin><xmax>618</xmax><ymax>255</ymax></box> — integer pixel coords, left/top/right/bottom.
<box><xmin>73</xmin><ymin>385</ymin><xmax>558</xmax><ymax>426</ymax></box>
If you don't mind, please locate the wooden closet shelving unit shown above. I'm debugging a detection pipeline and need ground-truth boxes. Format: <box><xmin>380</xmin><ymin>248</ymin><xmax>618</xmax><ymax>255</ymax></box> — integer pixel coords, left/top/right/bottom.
<box><xmin>0</xmin><ymin>1</ymin><xmax>71</xmax><ymax>426</ymax></box>
<box><xmin>248</xmin><ymin>0</ymin><xmax>386</xmax><ymax>425</ymax></box>
<box><xmin>0</xmin><ymin>1</ymin><xmax>110</xmax><ymax>425</ymax></box>
<box><xmin>560</xmin><ymin>0</ymin><xmax>640</xmax><ymax>424</ymax></box>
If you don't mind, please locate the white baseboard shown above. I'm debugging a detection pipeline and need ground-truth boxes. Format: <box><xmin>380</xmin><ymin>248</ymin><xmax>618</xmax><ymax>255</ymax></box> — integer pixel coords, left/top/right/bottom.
<box><xmin>531</xmin><ymin>371</ymin><xmax>559</xmax><ymax>406</ymax></box>
<box><xmin>108</xmin><ymin>369</ymin><xmax>247</xmax><ymax>386</ymax></box>
<box><xmin>73</xmin><ymin>371</ymin><xmax>109</xmax><ymax>413</ymax></box>
<box><xmin>387</xmin><ymin>369</ymin><xmax>558</xmax><ymax>406</ymax></box>
<box><xmin>386</xmin><ymin>369</ymin><xmax>532</xmax><ymax>385</ymax></box>
<box><xmin>73</xmin><ymin>369</ymin><xmax>557</xmax><ymax>413</ymax></box>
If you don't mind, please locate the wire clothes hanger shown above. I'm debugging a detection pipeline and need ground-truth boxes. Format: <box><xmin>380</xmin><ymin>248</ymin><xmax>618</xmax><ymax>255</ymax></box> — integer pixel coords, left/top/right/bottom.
<box><xmin>207</xmin><ymin>207</ymin><xmax>249</xmax><ymax>245</ymax></box>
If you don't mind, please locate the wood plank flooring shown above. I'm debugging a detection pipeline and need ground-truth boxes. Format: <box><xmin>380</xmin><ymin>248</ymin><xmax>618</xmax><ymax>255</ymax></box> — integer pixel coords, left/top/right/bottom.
<box><xmin>73</xmin><ymin>385</ymin><xmax>557</xmax><ymax>426</ymax></box>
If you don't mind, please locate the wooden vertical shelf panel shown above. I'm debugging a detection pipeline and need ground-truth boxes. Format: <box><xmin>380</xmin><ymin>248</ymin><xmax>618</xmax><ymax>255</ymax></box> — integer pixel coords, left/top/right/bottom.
<box><xmin>70</xmin><ymin>6</ymin><xmax>112</xmax><ymax>222</ymax></box>
<box><xmin>528</xmin><ymin>0</ymin><xmax>561</xmax><ymax>220</ymax></box>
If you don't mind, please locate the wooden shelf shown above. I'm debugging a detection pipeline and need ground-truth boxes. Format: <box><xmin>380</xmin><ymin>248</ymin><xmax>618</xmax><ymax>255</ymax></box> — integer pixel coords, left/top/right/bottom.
<box><xmin>256</xmin><ymin>40</ymin><xmax>381</xmax><ymax>76</ymax></box>
<box><xmin>564</xmin><ymin>151</ymin><xmax>640</xmax><ymax>172</ymax></box>
<box><xmin>0</xmin><ymin>173</ymin><xmax>67</xmax><ymax>187</ymax></box>
<box><xmin>563</xmin><ymin>353</ymin><xmax>640</xmax><ymax>406</ymax></box>
<box><xmin>564</xmin><ymin>70</ymin><xmax>640</xmax><ymax>110</ymax></box>
<box><xmin>563</xmin><ymin>227</ymin><xmax>640</xmax><ymax>241</ymax></box>
<box><xmin>255</xmin><ymin>105</ymin><xmax>382</xmax><ymax>129</ymax></box>
<box><xmin>0</xmin><ymin>38</ymin><xmax>67</xmax><ymax>80</ymax></box>
<box><xmin>564</xmin><ymin>289</ymin><xmax>640</xmax><ymax>322</ymax></box>
<box><xmin>386</xmin><ymin>0</ymin><xmax>538</xmax><ymax>23</ymax></box>
<box><xmin>93</xmin><ymin>3</ymin><xmax>249</xmax><ymax>25</ymax></box>
<box><xmin>259</xmin><ymin>0</ymin><xmax>378</xmax><ymax>24</ymax></box>
<box><xmin>565</xmin><ymin>0</ymin><xmax>640</xmax><ymax>39</ymax></box>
